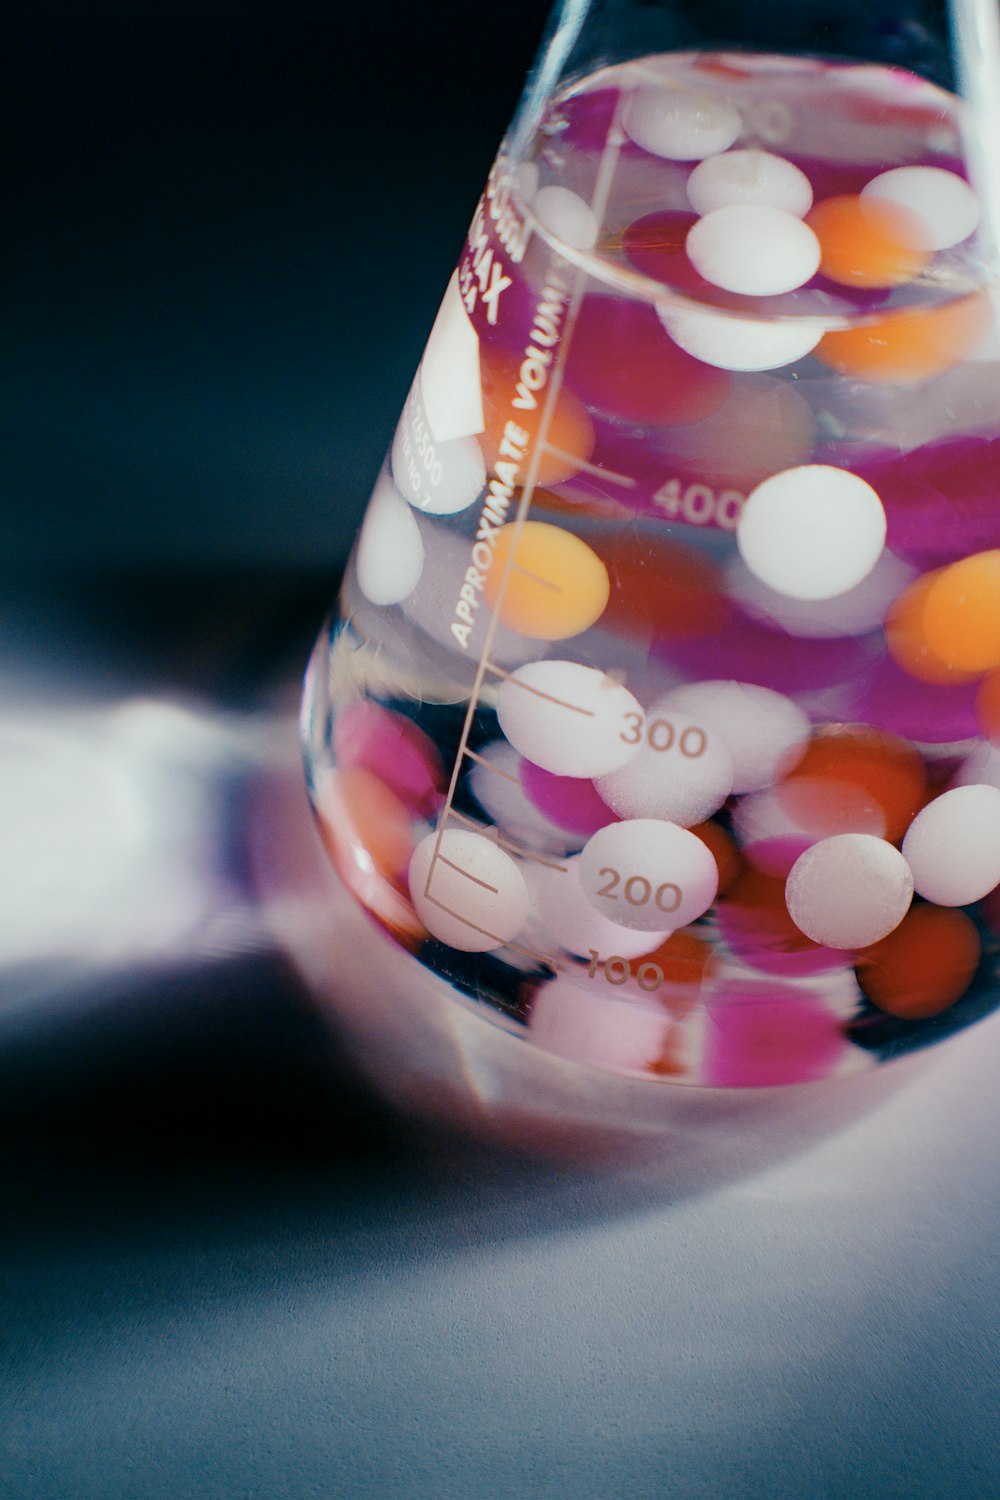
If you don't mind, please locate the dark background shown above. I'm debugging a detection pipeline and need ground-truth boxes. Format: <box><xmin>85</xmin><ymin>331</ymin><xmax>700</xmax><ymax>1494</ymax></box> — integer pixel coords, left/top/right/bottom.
<box><xmin>7</xmin><ymin>0</ymin><xmax>548</xmax><ymax>580</ymax></box>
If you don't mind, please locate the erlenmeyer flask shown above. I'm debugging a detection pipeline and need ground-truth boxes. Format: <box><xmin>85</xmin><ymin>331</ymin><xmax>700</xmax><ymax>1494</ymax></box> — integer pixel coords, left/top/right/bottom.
<box><xmin>299</xmin><ymin>0</ymin><xmax>1000</xmax><ymax>1114</ymax></box>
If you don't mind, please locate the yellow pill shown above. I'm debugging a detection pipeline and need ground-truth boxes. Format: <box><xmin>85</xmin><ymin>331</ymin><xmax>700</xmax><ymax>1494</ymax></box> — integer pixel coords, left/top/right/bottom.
<box><xmin>924</xmin><ymin>550</ymin><xmax>1000</xmax><ymax>673</ymax></box>
<box><xmin>484</xmin><ymin>521</ymin><xmax>610</xmax><ymax>639</ymax></box>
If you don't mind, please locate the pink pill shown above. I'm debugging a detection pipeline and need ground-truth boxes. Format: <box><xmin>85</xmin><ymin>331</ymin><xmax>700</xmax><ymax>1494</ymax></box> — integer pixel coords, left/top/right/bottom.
<box><xmin>661</xmin><ymin>615</ymin><xmax>867</xmax><ymax>694</ymax></box>
<box><xmin>333</xmin><ymin>701</ymin><xmax>445</xmax><ymax>817</ymax></box>
<box><xmin>848</xmin><ymin>657</ymin><xmax>980</xmax><ymax>744</ymax></box>
<box><xmin>703</xmin><ymin>982</ymin><xmax>849</xmax><ymax>1087</ymax></box>
<box><xmin>520</xmin><ymin>759</ymin><xmax>619</xmax><ymax>838</ymax></box>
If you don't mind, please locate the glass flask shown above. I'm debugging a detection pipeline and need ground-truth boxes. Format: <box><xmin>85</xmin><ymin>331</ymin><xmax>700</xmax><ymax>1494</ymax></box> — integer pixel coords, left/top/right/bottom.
<box><xmin>299</xmin><ymin>0</ymin><xmax>1000</xmax><ymax>1118</ymax></box>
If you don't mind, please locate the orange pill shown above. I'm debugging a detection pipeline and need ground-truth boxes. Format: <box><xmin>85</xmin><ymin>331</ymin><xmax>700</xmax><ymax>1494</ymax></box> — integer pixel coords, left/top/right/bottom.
<box><xmin>320</xmin><ymin>765</ymin><xmax>415</xmax><ymax>883</ymax></box>
<box><xmin>856</xmin><ymin>904</ymin><xmax>980</xmax><ymax>1018</ymax></box>
<box><xmin>776</xmin><ymin>724</ymin><xmax>925</xmax><ymax>843</ymax></box>
<box><xmin>637</xmin><ymin>930</ymin><xmax>717</xmax><ymax>1018</ymax></box>
<box><xmin>483</xmin><ymin>520</ymin><xmax>610</xmax><ymax>639</ymax></box>
<box><xmin>814</xmin><ymin>293</ymin><xmax>989</xmax><ymax>385</ymax></box>
<box><xmin>806</xmin><ymin>194</ymin><xmax>931</xmax><ymax>288</ymax></box>
<box><xmin>690</xmin><ymin>819</ymin><xmax>742</xmax><ymax>895</ymax></box>
<box><xmin>480</xmin><ymin>347</ymin><xmax>595</xmax><ymax>486</ymax></box>
<box><xmin>886</xmin><ymin>570</ymin><xmax>981</xmax><ymax>685</ymax></box>
<box><xmin>975</xmin><ymin>670</ymin><xmax>1000</xmax><ymax>743</ymax></box>
<box><xmin>922</xmin><ymin>550</ymin><xmax>1000</xmax><ymax>673</ymax></box>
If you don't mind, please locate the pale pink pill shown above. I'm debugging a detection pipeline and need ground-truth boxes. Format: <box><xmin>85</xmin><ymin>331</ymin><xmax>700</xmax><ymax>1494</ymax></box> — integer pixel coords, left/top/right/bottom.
<box><xmin>529</xmin><ymin>974</ymin><xmax>674</xmax><ymax>1076</ymax></box>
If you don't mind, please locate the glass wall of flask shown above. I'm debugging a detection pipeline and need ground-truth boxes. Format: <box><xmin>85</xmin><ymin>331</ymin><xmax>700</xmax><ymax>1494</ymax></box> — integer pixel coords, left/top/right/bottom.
<box><xmin>302</xmin><ymin>46</ymin><xmax>1000</xmax><ymax>1090</ymax></box>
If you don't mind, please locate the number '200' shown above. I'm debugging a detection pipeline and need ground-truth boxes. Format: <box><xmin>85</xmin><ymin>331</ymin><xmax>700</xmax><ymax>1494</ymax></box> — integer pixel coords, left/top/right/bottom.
<box><xmin>596</xmin><ymin>867</ymin><xmax>682</xmax><ymax>913</ymax></box>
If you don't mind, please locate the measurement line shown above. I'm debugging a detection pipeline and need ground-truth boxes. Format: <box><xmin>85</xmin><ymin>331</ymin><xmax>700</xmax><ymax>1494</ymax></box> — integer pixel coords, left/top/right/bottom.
<box><xmin>436</xmin><ymin>854</ymin><xmax>498</xmax><ymax>894</ymax></box>
<box><xmin>541</xmin><ymin>442</ymin><xmax>637</xmax><ymax>488</ymax></box>
<box><xmin>422</xmin><ymin>894</ymin><xmax>556</xmax><ymax>966</ymax></box>
<box><xmin>483</xmin><ymin>661</ymin><xmax>595</xmax><ymax>718</ymax></box>
<box><xmin>423</xmin><ymin>89</ymin><xmax>628</xmax><ymax>902</ymax></box>
<box><xmin>513</xmin><ymin>562</ymin><xmax>562</xmax><ymax>592</ymax></box>
<box><xmin>444</xmin><ymin>807</ymin><xmax>568</xmax><ymax>871</ymax></box>
<box><xmin>463</xmin><ymin>746</ymin><xmax>521</xmax><ymax>783</ymax></box>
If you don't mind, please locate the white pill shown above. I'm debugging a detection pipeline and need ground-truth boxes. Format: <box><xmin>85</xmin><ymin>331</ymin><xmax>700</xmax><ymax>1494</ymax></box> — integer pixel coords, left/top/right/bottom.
<box><xmin>687</xmin><ymin>150</ymin><xmax>814</xmax><ymax>217</ymax></box>
<box><xmin>659</xmin><ymin>680</ymin><xmax>810</xmax><ymax>793</ymax></box>
<box><xmin>355</xmin><ymin>470</ymin><xmax>425</xmax><ymax>606</ymax></box>
<box><xmin>726</xmin><ymin>548</ymin><xmax>915</xmax><ymax>638</ymax></box>
<box><xmin>409</xmin><ymin>828</ymin><xmax>529</xmax><ymax>951</ymax></box>
<box><xmin>861</xmin><ymin>166</ymin><xmax>980</xmax><ymax>251</ymax></box>
<box><xmin>737</xmin><ymin>464</ymin><xmax>887</xmax><ymax>601</ymax></box>
<box><xmin>595</xmin><ymin>708</ymin><xmax>733</xmax><ymax>826</ymax></box>
<box><xmin>536</xmin><ymin>856</ymin><xmax>671</xmax><ymax>959</ymax></box>
<box><xmin>658</xmin><ymin>303</ymin><xmax>827</xmax><ymax>371</ymax></box>
<box><xmin>686</xmin><ymin>206</ymin><xmax>821</xmax><ymax>295</ymax></box>
<box><xmin>901</xmin><ymin>784</ymin><xmax>1000</xmax><ymax>906</ymax></box>
<box><xmin>468</xmin><ymin>740</ymin><xmax>573</xmax><ymax>854</ymax></box>
<box><xmin>623</xmin><ymin>87</ymin><xmax>742</xmax><ymax>161</ymax></box>
<box><xmin>579</xmin><ymin>819</ymin><xmax>719</xmax><ymax>931</ymax></box>
<box><xmin>786</xmin><ymin>834</ymin><xmax>913</xmax><ymax>948</ymax></box>
<box><xmin>391</xmin><ymin>379</ymin><xmax>485</xmax><ymax>515</ymax></box>
<box><xmin>532</xmin><ymin>185</ymin><xmax>599</xmax><ymax>250</ymax></box>
<box><xmin>496</xmin><ymin>661</ymin><xmax>645</xmax><ymax>778</ymax></box>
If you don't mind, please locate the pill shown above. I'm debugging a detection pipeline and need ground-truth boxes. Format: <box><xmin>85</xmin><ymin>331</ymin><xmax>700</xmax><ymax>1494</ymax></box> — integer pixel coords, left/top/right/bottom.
<box><xmin>595</xmin><ymin>708</ymin><xmax>734</xmax><ymax>826</ymax></box>
<box><xmin>814</xmin><ymin>293</ymin><xmax>990</xmax><ymax>384</ymax></box>
<box><xmin>528</xmin><ymin>973</ymin><xmax>675</xmax><ymax>1075</ymax></box>
<box><xmin>704</xmin><ymin>982</ymin><xmax>848</xmax><ymax>1087</ymax></box>
<box><xmin>483</xmin><ymin>522</ymin><xmax>610</xmax><ymax>640</ymax></box>
<box><xmin>901</xmin><ymin>784</ymin><xmax>1000</xmax><ymax>906</ymax></box>
<box><xmin>623</xmin><ymin>86</ymin><xmax>742</xmax><ymax>161</ymax></box>
<box><xmin>856</xmin><ymin>904</ymin><xmax>980</xmax><ymax>1018</ymax></box>
<box><xmin>806</xmin><ymin>193</ymin><xmax>931</xmax><ymax>288</ymax></box>
<box><xmin>717</xmin><ymin>863</ymin><xmax>847</xmax><ymax>977</ymax></box>
<box><xmin>391</xmin><ymin>381</ymin><xmax>486</xmax><ymax>514</ymax></box>
<box><xmin>686</xmin><ymin>206</ymin><xmax>821</xmax><ymax>295</ymax></box>
<box><xmin>659</xmin><ymin>679</ymin><xmax>810</xmax><ymax>793</ymax></box>
<box><xmin>409</xmin><ymin>828</ymin><xmax>530</xmax><ymax>951</ymax></box>
<box><xmin>923</xmin><ymin>550</ymin><xmax>1000</xmax><ymax>673</ymax></box>
<box><xmin>355</xmin><ymin>471</ymin><xmax>425</xmax><ymax>605</ymax></box>
<box><xmin>468</xmin><ymin>740</ymin><xmax>572</xmax><ymax>853</ymax></box>
<box><xmin>333</xmin><ymin>701</ymin><xmax>444</xmax><ymax>817</ymax></box>
<box><xmin>536</xmin><ymin>856</ymin><xmax>671</xmax><ymax>959</ymax></box>
<box><xmin>496</xmin><ymin>661</ymin><xmax>645</xmax><ymax>777</ymax></box>
<box><xmin>579</xmin><ymin>819</ymin><xmax>719</xmax><ymax>931</ymax></box>
<box><xmin>532</xmin><ymin>184</ymin><xmax>599</xmax><ymax>249</ymax></box>
<box><xmin>479</xmin><ymin>347</ymin><xmax>595</xmax><ymax>486</ymax></box>
<box><xmin>687</xmin><ymin>149</ymin><xmax>814</xmax><ymax>217</ymax></box>
<box><xmin>861</xmin><ymin>166</ymin><xmax>980</xmax><ymax>251</ymax></box>
<box><xmin>729</xmin><ymin>546</ymin><xmax>914</xmax><ymax>640</ymax></box>
<box><xmin>737</xmin><ymin>463</ymin><xmax>887</xmax><ymax>600</ymax></box>
<box><xmin>658</xmin><ymin>302</ymin><xmax>828</xmax><ymax>371</ymax></box>
<box><xmin>775</xmin><ymin>723</ymin><xmax>925</xmax><ymax>844</ymax></box>
<box><xmin>785</xmin><ymin>834</ymin><xmax>914</xmax><ymax>947</ymax></box>
<box><xmin>519</xmin><ymin>759</ymin><xmax>619</xmax><ymax>838</ymax></box>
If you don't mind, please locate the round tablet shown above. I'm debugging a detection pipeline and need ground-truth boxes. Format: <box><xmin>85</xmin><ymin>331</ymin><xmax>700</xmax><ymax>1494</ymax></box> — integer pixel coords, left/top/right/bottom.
<box><xmin>528</xmin><ymin>973</ymin><xmax>675</xmax><ymax>1076</ymax></box>
<box><xmin>594</xmin><ymin>708</ymin><xmax>734</xmax><ymax>826</ymax></box>
<box><xmin>861</xmin><ymin>167</ymin><xmax>980</xmax><ymax>251</ymax></box>
<box><xmin>806</xmin><ymin>194</ymin><xmax>931</xmax><ymax>289</ymax></box>
<box><xmin>923</xmin><ymin>550</ymin><xmax>1000</xmax><ymax>673</ymax></box>
<box><xmin>483</xmin><ymin>522</ymin><xmax>610</xmax><ymax>641</ymax></box>
<box><xmin>520</xmin><ymin>760</ymin><xmax>618</xmax><ymax>838</ymax></box>
<box><xmin>623</xmin><ymin>86</ymin><xmax>742</xmax><ymax>161</ymax></box>
<box><xmin>333</xmin><ymin>700</ymin><xmax>444</xmax><ymax>817</ymax></box>
<box><xmin>901</xmin><ymin>784</ymin><xmax>1000</xmax><ymax>906</ymax></box>
<box><xmin>355</xmin><ymin>472</ymin><xmax>425</xmax><ymax>606</ymax></box>
<box><xmin>532</xmin><ymin>184</ymin><xmax>599</xmax><ymax>249</ymax></box>
<box><xmin>496</xmin><ymin>661</ymin><xmax>645</xmax><ymax>778</ymax></box>
<box><xmin>686</xmin><ymin>206</ymin><xmax>821</xmax><ymax>295</ymax></box>
<box><xmin>856</xmin><ymin>904</ymin><xmax>980</xmax><ymax>1019</ymax></box>
<box><xmin>814</xmin><ymin>293</ymin><xmax>989</xmax><ymax>384</ymax></box>
<box><xmin>687</xmin><ymin>150</ymin><xmax>814</xmax><ymax>217</ymax></box>
<box><xmin>737</xmin><ymin>464</ymin><xmax>887</xmax><ymax>601</ymax></box>
<box><xmin>785</xmin><ymin>834</ymin><xmax>913</xmax><ymax>948</ymax></box>
<box><xmin>659</xmin><ymin>680</ymin><xmax>810</xmax><ymax>793</ymax></box>
<box><xmin>730</xmin><ymin>547</ymin><xmax>914</xmax><ymax>640</ymax></box>
<box><xmin>391</xmin><ymin>383</ymin><xmax>486</xmax><ymax>515</ymax></box>
<box><xmin>579</xmin><ymin>819</ymin><xmax>719</xmax><ymax>931</ymax></box>
<box><xmin>408</xmin><ymin>828</ymin><xmax>530</xmax><ymax>951</ymax></box>
<box><xmin>658</xmin><ymin>303</ymin><xmax>827</xmax><ymax>371</ymax></box>
<box><xmin>536</xmin><ymin>857</ymin><xmax>672</xmax><ymax>959</ymax></box>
